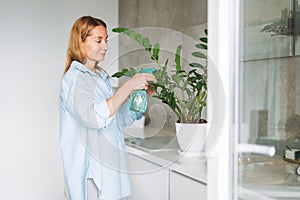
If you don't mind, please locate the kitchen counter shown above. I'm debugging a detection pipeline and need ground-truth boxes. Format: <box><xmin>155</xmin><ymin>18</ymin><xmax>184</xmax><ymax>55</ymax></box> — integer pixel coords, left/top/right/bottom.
<box><xmin>125</xmin><ymin>136</ymin><xmax>207</xmax><ymax>184</ymax></box>
<box><xmin>125</xmin><ymin>136</ymin><xmax>300</xmax><ymax>199</ymax></box>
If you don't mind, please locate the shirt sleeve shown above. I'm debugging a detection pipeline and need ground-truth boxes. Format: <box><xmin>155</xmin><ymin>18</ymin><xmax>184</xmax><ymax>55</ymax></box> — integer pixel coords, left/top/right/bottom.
<box><xmin>117</xmin><ymin>100</ymin><xmax>143</xmax><ymax>130</ymax></box>
<box><xmin>94</xmin><ymin>99</ymin><xmax>114</xmax><ymax>129</ymax></box>
<box><xmin>72</xmin><ymin>73</ymin><xmax>113</xmax><ymax>129</ymax></box>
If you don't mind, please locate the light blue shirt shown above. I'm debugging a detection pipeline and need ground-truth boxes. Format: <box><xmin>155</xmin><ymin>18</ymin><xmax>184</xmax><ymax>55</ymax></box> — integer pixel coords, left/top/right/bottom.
<box><xmin>60</xmin><ymin>61</ymin><xmax>140</xmax><ymax>200</ymax></box>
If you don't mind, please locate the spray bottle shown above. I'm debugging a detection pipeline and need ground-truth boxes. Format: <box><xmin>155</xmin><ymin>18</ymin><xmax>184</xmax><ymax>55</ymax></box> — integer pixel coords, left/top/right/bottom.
<box><xmin>129</xmin><ymin>68</ymin><xmax>155</xmax><ymax>113</ymax></box>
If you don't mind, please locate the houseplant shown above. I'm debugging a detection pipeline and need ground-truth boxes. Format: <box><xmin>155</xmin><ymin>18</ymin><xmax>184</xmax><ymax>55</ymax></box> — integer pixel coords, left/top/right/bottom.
<box><xmin>112</xmin><ymin>27</ymin><xmax>208</xmax><ymax>156</ymax></box>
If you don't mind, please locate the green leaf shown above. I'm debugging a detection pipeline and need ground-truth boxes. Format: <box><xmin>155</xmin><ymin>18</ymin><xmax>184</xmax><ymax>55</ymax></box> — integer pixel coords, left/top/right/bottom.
<box><xmin>199</xmin><ymin>91</ymin><xmax>206</xmax><ymax>101</ymax></box>
<box><xmin>124</xmin><ymin>30</ymin><xmax>136</xmax><ymax>39</ymax></box>
<box><xmin>195</xmin><ymin>43</ymin><xmax>207</xmax><ymax>50</ymax></box>
<box><xmin>112</xmin><ymin>68</ymin><xmax>133</xmax><ymax>78</ymax></box>
<box><xmin>152</xmin><ymin>43</ymin><xmax>160</xmax><ymax>61</ymax></box>
<box><xmin>136</xmin><ymin>33</ymin><xmax>144</xmax><ymax>45</ymax></box>
<box><xmin>143</xmin><ymin>37</ymin><xmax>151</xmax><ymax>52</ymax></box>
<box><xmin>170</xmin><ymin>94</ymin><xmax>176</xmax><ymax>109</ymax></box>
<box><xmin>124</xmin><ymin>68</ymin><xmax>137</xmax><ymax>77</ymax></box>
<box><xmin>191</xmin><ymin>77</ymin><xmax>198</xmax><ymax>82</ymax></box>
<box><xmin>199</xmin><ymin>37</ymin><xmax>207</xmax><ymax>43</ymax></box>
<box><xmin>191</xmin><ymin>107</ymin><xmax>201</xmax><ymax>115</ymax></box>
<box><xmin>154</xmin><ymin>82</ymin><xmax>165</xmax><ymax>90</ymax></box>
<box><xmin>171</xmin><ymin>74</ymin><xmax>181</xmax><ymax>85</ymax></box>
<box><xmin>176</xmin><ymin>70</ymin><xmax>185</xmax><ymax>74</ymax></box>
<box><xmin>189</xmin><ymin>63</ymin><xmax>205</xmax><ymax>69</ymax></box>
<box><xmin>121</xmin><ymin>68</ymin><xmax>129</xmax><ymax>74</ymax></box>
<box><xmin>130</xmin><ymin>68</ymin><xmax>137</xmax><ymax>76</ymax></box>
<box><xmin>175</xmin><ymin>45</ymin><xmax>182</xmax><ymax>71</ymax></box>
<box><xmin>204</xmin><ymin>29</ymin><xmax>208</xmax><ymax>35</ymax></box>
<box><xmin>112</xmin><ymin>72</ymin><xmax>124</xmax><ymax>78</ymax></box>
<box><xmin>196</xmin><ymin>82</ymin><xmax>203</xmax><ymax>91</ymax></box>
<box><xmin>112</xmin><ymin>27</ymin><xmax>129</xmax><ymax>33</ymax></box>
<box><xmin>163</xmin><ymin>59</ymin><xmax>168</xmax><ymax>71</ymax></box>
<box><xmin>192</xmin><ymin>52</ymin><xmax>207</xmax><ymax>59</ymax></box>
<box><xmin>188</xmin><ymin>69</ymin><xmax>197</xmax><ymax>75</ymax></box>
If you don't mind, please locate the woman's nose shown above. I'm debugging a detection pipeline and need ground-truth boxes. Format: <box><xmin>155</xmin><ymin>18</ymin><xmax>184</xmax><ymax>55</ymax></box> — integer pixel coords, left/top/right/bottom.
<box><xmin>102</xmin><ymin>41</ymin><xmax>108</xmax><ymax>51</ymax></box>
<box><xmin>101</xmin><ymin>40</ymin><xmax>108</xmax><ymax>50</ymax></box>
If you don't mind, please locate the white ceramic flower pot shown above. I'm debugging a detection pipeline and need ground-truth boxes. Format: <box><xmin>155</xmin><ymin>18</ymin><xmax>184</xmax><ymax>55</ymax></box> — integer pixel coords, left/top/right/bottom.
<box><xmin>175</xmin><ymin>122</ymin><xmax>207</xmax><ymax>157</ymax></box>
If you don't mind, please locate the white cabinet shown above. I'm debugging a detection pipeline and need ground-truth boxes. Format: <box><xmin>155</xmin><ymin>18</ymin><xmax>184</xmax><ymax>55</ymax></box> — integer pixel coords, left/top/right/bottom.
<box><xmin>126</xmin><ymin>148</ymin><xmax>207</xmax><ymax>200</ymax></box>
<box><xmin>127</xmin><ymin>153</ymin><xmax>169</xmax><ymax>200</ymax></box>
<box><xmin>170</xmin><ymin>171</ymin><xmax>207</xmax><ymax>200</ymax></box>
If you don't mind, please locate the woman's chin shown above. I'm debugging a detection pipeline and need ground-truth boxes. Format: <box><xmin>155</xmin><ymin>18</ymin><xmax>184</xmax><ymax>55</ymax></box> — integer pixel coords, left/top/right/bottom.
<box><xmin>96</xmin><ymin>56</ymin><xmax>105</xmax><ymax>62</ymax></box>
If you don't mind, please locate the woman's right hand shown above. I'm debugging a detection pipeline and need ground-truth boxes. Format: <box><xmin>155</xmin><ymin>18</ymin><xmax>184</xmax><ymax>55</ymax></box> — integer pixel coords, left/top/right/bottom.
<box><xmin>106</xmin><ymin>73</ymin><xmax>156</xmax><ymax>117</ymax></box>
<box><xmin>128</xmin><ymin>73</ymin><xmax>157</xmax><ymax>92</ymax></box>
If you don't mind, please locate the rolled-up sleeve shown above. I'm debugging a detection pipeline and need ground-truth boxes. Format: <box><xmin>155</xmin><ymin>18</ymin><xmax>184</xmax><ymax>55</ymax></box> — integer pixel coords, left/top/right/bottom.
<box><xmin>94</xmin><ymin>99</ymin><xmax>114</xmax><ymax>129</ymax></box>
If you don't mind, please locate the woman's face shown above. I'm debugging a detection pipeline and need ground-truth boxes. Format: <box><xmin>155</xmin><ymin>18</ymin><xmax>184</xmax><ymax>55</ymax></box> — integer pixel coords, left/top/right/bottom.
<box><xmin>82</xmin><ymin>25</ymin><xmax>108</xmax><ymax>64</ymax></box>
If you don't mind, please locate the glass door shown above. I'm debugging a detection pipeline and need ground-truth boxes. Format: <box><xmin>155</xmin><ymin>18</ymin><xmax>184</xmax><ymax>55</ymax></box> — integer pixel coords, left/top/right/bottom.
<box><xmin>237</xmin><ymin>0</ymin><xmax>300</xmax><ymax>199</ymax></box>
<box><xmin>207</xmin><ymin>0</ymin><xmax>300</xmax><ymax>199</ymax></box>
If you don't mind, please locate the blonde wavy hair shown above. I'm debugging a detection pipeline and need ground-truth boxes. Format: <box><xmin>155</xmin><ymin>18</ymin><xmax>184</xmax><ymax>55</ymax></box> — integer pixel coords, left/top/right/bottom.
<box><xmin>64</xmin><ymin>16</ymin><xmax>107</xmax><ymax>74</ymax></box>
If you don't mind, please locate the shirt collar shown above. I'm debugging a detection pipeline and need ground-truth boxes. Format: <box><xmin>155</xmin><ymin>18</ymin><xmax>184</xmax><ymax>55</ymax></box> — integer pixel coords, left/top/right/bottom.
<box><xmin>71</xmin><ymin>61</ymin><xmax>109</xmax><ymax>79</ymax></box>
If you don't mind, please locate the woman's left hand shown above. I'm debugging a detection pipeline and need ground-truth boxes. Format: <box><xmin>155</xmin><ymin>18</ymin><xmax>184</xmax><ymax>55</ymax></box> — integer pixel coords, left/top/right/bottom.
<box><xmin>146</xmin><ymin>83</ymin><xmax>155</xmax><ymax>96</ymax></box>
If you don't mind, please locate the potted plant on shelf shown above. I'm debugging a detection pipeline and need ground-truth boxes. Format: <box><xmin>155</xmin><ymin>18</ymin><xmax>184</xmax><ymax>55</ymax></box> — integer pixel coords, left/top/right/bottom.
<box><xmin>112</xmin><ymin>27</ymin><xmax>208</xmax><ymax>157</ymax></box>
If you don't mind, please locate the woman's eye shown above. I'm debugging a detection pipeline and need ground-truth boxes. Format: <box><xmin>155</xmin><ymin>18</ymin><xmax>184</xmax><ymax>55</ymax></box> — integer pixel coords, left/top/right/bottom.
<box><xmin>95</xmin><ymin>39</ymin><xmax>108</xmax><ymax>44</ymax></box>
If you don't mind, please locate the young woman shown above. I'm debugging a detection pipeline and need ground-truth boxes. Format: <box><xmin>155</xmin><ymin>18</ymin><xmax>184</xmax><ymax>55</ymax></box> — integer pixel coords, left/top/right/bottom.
<box><xmin>60</xmin><ymin>16</ymin><xmax>156</xmax><ymax>200</ymax></box>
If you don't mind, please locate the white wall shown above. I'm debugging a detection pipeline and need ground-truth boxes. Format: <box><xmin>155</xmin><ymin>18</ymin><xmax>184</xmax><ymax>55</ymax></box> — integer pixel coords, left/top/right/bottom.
<box><xmin>0</xmin><ymin>0</ymin><xmax>118</xmax><ymax>199</ymax></box>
